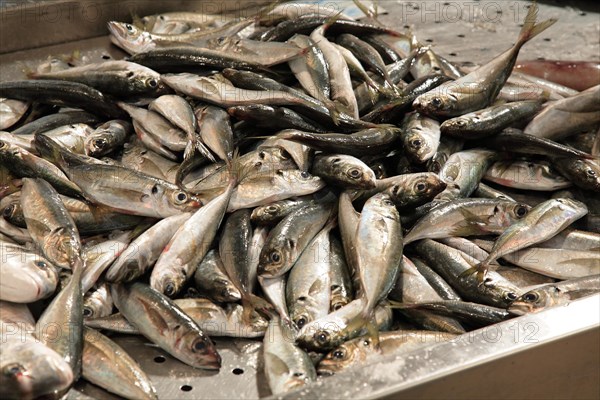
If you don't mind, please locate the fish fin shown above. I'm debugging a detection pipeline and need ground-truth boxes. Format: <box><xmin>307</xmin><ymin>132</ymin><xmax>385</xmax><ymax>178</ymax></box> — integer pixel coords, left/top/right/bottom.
<box><xmin>196</xmin><ymin>141</ymin><xmax>216</xmax><ymax>161</ymax></box>
<box><xmin>139</xmin><ymin>298</ymin><xmax>170</xmax><ymax>334</ymax></box>
<box><xmin>458</xmin><ymin>206</ymin><xmax>488</xmax><ymax>227</ymax></box>
<box><xmin>265</xmin><ymin>353</ymin><xmax>290</xmax><ymax>376</ymax></box>
<box><xmin>360</xmin><ymin>312</ymin><xmax>381</xmax><ymax>352</ymax></box>
<box><xmin>308</xmin><ymin>278</ymin><xmax>327</xmax><ymax>297</ymax></box>
<box><xmin>459</xmin><ymin>262</ymin><xmax>490</xmax><ymax>284</ymax></box>
<box><xmin>516</xmin><ymin>3</ymin><xmax>557</xmax><ymax>48</ymax></box>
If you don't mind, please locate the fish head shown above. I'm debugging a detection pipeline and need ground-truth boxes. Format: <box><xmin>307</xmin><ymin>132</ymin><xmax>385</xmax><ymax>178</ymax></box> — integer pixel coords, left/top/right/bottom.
<box><xmin>480</xmin><ymin>272</ymin><xmax>521</xmax><ymax>308</ymax></box>
<box><xmin>159</xmin><ymin>187</ymin><xmax>202</xmax><ymax>215</ymax></box>
<box><xmin>85</xmin><ymin>130</ymin><xmax>115</xmax><ymax>157</ymax></box>
<box><xmin>413</xmin><ymin>90</ymin><xmax>458</xmax><ymax>117</ymax></box>
<box><xmin>107</xmin><ymin>21</ymin><xmax>155</xmax><ymax>54</ymax></box>
<box><xmin>1</xmin><ymin>201</ymin><xmax>21</xmax><ymax>222</ymax></box>
<box><xmin>258</xmin><ymin>237</ymin><xmax>293</xmax><ymax>278</ymax></box>
<box><xmin>554</xmin><ymin>197</ymin><xmax>588</xmax><ymax>220</ymax></box>
<box><xmin>251</xmin><ymin>203</ymin><xmax>285</xmax><ymax>224</ymax></box>
<box><xmin>342</xmin><ymin>162</ymin><xmax>377</xmax><ymax>190</ymax></box>
<box><xmin>0</xmin><ymin>342</ymin><xmax>74</xmax><ymax>399</ymax></box>
<box><xmin>318</xmin><ymin>341</ymin><xmax>364</xmax><ymax>375</ymax></box>
<box><xmin>215</xmin><ymin>279</ymin><xmax>242</xmax><ymax>302</ymax></box>
<box><xmin>508</xmin><ymin>287</ymin><xmax>556</xmax><ymax>315</ymax></box>
<box><xmin>277</xmin><ymin>169</ymin><xmax>325</xmax><ymax>192</ymax></box>
<box><xmin>404</xmin><ymin>130</ymin><xmax>433</xmax><ymax>163</ymax></box>
<box><xmin>489</xmin><ymin>201</ymin><xmax>531</xmax><ymax>227</ymax></box>
<box><xmin>440</xmin><ymin>117</ymin><xmax>469</xmax><ymax>135</ymax></box>
<box><xmin>572</xmin><ymin>159</ymin><xmax>600</xmax><ymax>191</ymax></box>
<box><xmin>0</xmin><ymin>140</ymin><xmax>21</xmax><ymax>159</ymax></box>
<box><xmin>283</xmin><ymin>370</ymin><xmax>313</xmax><ymax>392</ymax></box>
<box><xmin>175</xmin><ymin>331</ymin><xmax>222</xmax><ymax>370</ymax></box>
<box><xmin>128</xmin><ymin>69</ymin><xmax>166</xmax><ymax>94</ymax></box>
<box><xmin>26</xmin><ymin>258</ymin><xmax>59</xmax><ymax>298</ymax></box>
<box><xmin>296</xmin><ymin>310</ymin><xmax>352</xmax><ymax>351</ymax></box>
<box><xmin>389</xmin><ymin>173</ymin><xmax>447</xmax><ymax>208</ymax></box>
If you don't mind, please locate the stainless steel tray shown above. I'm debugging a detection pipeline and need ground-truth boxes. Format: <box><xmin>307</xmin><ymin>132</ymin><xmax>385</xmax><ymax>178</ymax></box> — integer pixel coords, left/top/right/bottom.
<box><xmin>1</xmin><ymin>1</ymin><xmax>599</xmax><ymax>399</ymax></box>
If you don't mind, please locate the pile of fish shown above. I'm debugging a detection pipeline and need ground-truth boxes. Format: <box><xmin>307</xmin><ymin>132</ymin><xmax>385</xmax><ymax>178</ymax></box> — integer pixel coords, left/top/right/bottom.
<box><xmin>1</xmin><ymin>2</ymin><xmax>600</xmax><ymax>399</ymax></box>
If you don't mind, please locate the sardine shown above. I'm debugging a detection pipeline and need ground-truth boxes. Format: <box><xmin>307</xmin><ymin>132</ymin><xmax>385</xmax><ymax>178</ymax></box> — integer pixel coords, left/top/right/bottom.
<box><xmin>111</xmin><ymin>283</ymin><xmax>221</xmax><ymax>369</ymax></box>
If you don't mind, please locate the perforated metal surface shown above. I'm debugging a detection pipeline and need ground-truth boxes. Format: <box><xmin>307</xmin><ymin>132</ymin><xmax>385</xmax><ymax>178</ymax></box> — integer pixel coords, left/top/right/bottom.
<box><xmin>1</xmin><ymin>1</ymin><xmax>599</xmax><ymax>399</ymax></box>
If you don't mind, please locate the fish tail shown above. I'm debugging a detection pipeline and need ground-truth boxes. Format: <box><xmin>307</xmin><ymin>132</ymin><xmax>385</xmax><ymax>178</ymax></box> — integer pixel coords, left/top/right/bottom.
<box><xmin>516</xmin><ymin>3</ymin><xmax>557</xmax><ymax>48</ymax></box>
<box><xmin>352</xmin><ymin>0</ymin><xmax>384</xmax><ymax>27</ymax></box>
<box><xmin>323</xmin><ymin>99</ymin><xmax>342</xmax><ymax>126</ymax></box>
<box><xmin>322</xmin><ymin>11</ymin><xmax>346</xmax><ymax>32</ymax></box>
<box><xmin>242</xmin><ymin>294</ymin><xmax>274</xmax><ymax>325</ymax></box>
<box><xmin>225</xmin><ymin>148</ymin><xmax>242</xmax><ymax>186</ymax></box>
<box><xmin>459</xmin><ymin>261</ymin><xmax>490</xmax><ymax>284</ymax></box>
<box><xmin>183</xmin><ymin>141</ymin><xmax>194</xmax><ymax>161</ymax></box>
<box><xmin>195</xmin><ymin>140</ymin><xmax>216</xmax><ymax>163</ymax></box>
<box><xmin>358</xmin><ymin>308</ymin><xmax>381</xmax><ymax>351</ymax></box>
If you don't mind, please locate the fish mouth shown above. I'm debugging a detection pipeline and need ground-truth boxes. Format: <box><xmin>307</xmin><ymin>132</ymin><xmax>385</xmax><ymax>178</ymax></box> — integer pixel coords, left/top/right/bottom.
<box><xmin>507</xmin><ymin>304</ymin><xmax>528</xmax><ymax>315</ymax></box>
<box><xmin>107</xmin><ymin>21</ymin><xmax>126</xmax><ymax>38</ymax></box>
<box><xmin>200</xmin><ymin>356</ymin><xmax>222</xmax><ymax>371</ymax></box>
<box><xmin>316</xmin><ymin>367</ymin><xmax>336</xmax><ymax>376</ymax></box>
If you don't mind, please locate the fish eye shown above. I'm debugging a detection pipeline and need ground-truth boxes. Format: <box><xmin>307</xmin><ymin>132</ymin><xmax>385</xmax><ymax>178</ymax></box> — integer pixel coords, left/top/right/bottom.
<box><xmin>2</xmin><ymin>204</ymin><xmax>15</xmax><ymax>218</ymax></box>
<box><xmin>254</xmin><ymin>161</ymin><xmax>263</xmax><ymax>168</ymax></box>
<box><xmin>315</xmin><ymin>330</ymin><xmax>330</xmax><ymax>344</ymax></box>
<box><xmin>514</xmin><ymin>205</ymin><xmax>528</xmax><ymax>218</ymax></box>
<box><xmin>270</xmin><ymin>251</ymin><xmax>281</xmax><ymax>263</ymax></box>
<box><xmin>300</xmin><ymin>171</ymin><xmax>310</xmax><ymax>179</ymax></box>
<box><xmin>295</xmin><ymin>316</ymin><xmax>308</xmax><ymax>329</ymax></box>
<box><xmin>217</xmin><ymin>36</ymin><xmax>227</xmax><ymax>44</ymax></box>
<box><xmin>147</xmin><ymin>78</ymin><xmax>158</xmax><ymax>88</ymax></box>
<box><xmin>3</xmin><ymin>363</ymin><xmax>25</xmax><ymax>377</ymax></box>
<box><xmin>151</xmin><ymin>185</ymin><xmax>159</xmax><ymax>195</ymax></box>
<box><xmin>258</xmin><ymin>151</ymin><xmax>266</xmax><ymax>159</ymax></box>
<box><xmin>193</xmin><ymin>338</ymin><xmax>207</xmax><ymax>352</ymax></box>
<box><xmin>332</xmin><ymin>303</ymin><xmax>343</xmax><ymax>311</ymax></box>
<box><xmin>348</xmin><ymin>168</ymin><xmax>361</xmax><ymax>179</ymax></box>
<box><xmin>35</xmin><ymin>261</ymin><xmax>48</xmax><ymax>269</ymax></box>
<box><xmin>93</xmin><ymin>138</ymin><xmax>108</xmax><ymax>149</ymax></box>
<box><xmin>431</xmin><ymin>97</ymin><xmax>442</xmax><ymax>108</ymax></box>
<box><xmin>483</xmin><ymin>277</ymin><xmax>494</xmax><ymax>285</ymax></box>
<box><xmin>383</xmin><ymin>199</ymin><xmax>394</xmax><ymax>207</ymax></box>
<box><xmin>0</xmin><ymin>140</ymin><xmax>7</xmax><ymax>149</ymax></box>
<box><xmin>410</xmin><ymin>139</ymin><xmax>422</xmax><ymax>148</ymax></box>
<box><xmin>587</xmin><ymin>169</ymin><xmax>596</xmax><ymax>177</ymax></box>
<box><xmin>332</xmin><ymin>349</ymin><xmax>345</xmax><ymax>359</ymax></box>
<box><xmin>83</xmin><ymin>307</ymin><xmax>93</xmax><ymax>317</ymax></box>
<box><xmin>415</xmin><ymin>182</ymin><xmax>427</xmax><ymax>193</ymax></box>
<box><xmin>523</xmin><ymin>292</ymin><xmax>539</xmax><ymax>302</ymax></box>
<box><xmin>164</xmin><ymin>282</ymin><xmax>176</xmax><ymax>296</ymax></box>
<box><xmin>173</xmin><ymin>191</ymin><xmax>189</xmax><ymax>204</ymax></box>
<box><xmin>125</xmin><ymin>23</ymin><xmax>134</xmax><ymax>32</ymax></box>
<box><xmin>455</xmin><ymin>119</ymin><xmax>466</xmax><ymax>127</ymax></box>
<box><xmin>266</xmin><ymin>205</ymin><xmax>279</xmax><ymax>213</ymax></box>
<box><xmin>292</xmin><ymin>372</ymin><xmax>305</xmax><ymax>378</ymax></box>
<box><xmin>506</xmin><ymin>292</ymin><xmax>518</xmax><ymax>301</ymax></box>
